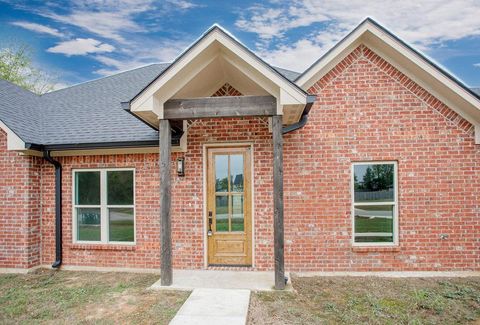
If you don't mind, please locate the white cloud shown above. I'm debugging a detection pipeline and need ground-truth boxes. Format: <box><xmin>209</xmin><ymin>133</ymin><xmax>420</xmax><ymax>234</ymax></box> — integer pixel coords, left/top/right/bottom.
<box><xmin>258</xmin><ymin>39</ymin><xmax>327</xmax><ymax>72</ymax></box>
<box><xmin>42</xmin><ymin>10</ymin><xmax>143</xmax><ymax>43</ymax></box>
<box><xmin>166</xmin><ymin>0</ymin><xmax>199</xmax><ymax>10</ymax></box>
<box><xmin>3</xmin><ymin>0</ymin><xmax>200</xmax><ymax>80</ymax></box>
<box><xmin>474</xmin><ymin>63</ymin><xmax>480</xmax><ymax>68</ymax></box>
<box><xmin>236</xmin><ymin>0</ymin><xmax>480</xmax><ymax>71</ymax></box>
<box><xmin>47</xmin><ymin>38</ymin><xmax>115</xmax><ymax>56</ymax></box>
<box><xmin>36</xmin><ymin>0</ymin><xmax>200</xmax><ymax>43</ymax></box>
<box><xmin>93</xmin><ymin>39</ymin><xmax>189</xmax><ymax>76</ymax></box>
<box><xmin>11</xmin><ymin>21</ymin><xmax>64</xmax><ymax>37</ymax></box>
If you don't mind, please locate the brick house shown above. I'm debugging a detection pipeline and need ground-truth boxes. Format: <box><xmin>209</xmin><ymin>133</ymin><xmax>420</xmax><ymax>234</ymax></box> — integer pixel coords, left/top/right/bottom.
<box><xmin>1</xmin><ymin>19</ymin><xmax>479</xmax><ymax>289</ymax></box>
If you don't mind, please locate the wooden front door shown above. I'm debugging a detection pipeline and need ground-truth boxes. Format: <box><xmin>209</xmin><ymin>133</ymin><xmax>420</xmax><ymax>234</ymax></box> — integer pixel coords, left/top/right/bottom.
<box><xmin>207</xmin><ymin>146</ymin><xmax>252</xmax><ymax>266</ymax></box>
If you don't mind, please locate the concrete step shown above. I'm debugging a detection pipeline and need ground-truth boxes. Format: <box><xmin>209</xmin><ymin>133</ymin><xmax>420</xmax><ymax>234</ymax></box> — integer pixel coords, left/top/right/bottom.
<box><xmin>150</xmin><ymin>269</ymin><xmax>291</xmax><ymax>291</ymax></box>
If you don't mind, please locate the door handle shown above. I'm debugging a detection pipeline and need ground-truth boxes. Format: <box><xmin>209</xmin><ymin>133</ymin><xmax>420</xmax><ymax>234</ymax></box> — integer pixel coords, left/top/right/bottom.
<box><xmin>207</xmin><ymin>211</ymin><xmax>213</xmax><ymax>236</ymax></box>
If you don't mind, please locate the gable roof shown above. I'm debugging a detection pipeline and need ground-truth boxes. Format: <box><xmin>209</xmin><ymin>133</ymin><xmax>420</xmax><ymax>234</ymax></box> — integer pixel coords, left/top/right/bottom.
<box><xmin>0</xmin><ymin>19</ymin><xmax>479</xmax><ymax>151</ymax></box>
<box><xmin>296</xmin><ymin>18</ymin><xmax>480</xmax><ymax>144</ymax></box>
<box><xmin>0</xmin><ymin>61</ymin><xmax>300</xmax><ymax>150</ymax></box>
<box><xmin>129</xmin><ymin>24</ymin><xmax>311</xmax><ymax>126</ymax></box>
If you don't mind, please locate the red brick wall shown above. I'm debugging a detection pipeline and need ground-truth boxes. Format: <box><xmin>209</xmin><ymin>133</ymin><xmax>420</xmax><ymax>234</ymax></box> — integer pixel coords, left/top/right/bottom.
<box><xmin>40</xmin><ymin>154</ymin><xmax>161</xmax><ymax>268</ymax></box>
<box><xmin>39</xmin><ymin>117</ymin><xmax>273</xmax><ymax>270</ymax></box>
<box><xmin>0</xmin><ymin>130</ymin><xmax>42</xmax><ymax>269</ymax></box>
<box><xmin>283</xmin><ymin>45</ymin><xmax>479</xmax><ymax>271</ymax></box>
<box><xmin>2</xmin><ymin>44</ymin><xmax>479</xmax><ymax>272</ymax></box>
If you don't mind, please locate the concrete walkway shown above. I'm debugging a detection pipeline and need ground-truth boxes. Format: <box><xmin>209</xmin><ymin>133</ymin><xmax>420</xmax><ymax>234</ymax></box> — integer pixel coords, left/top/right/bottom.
<box><xmin>169</xmin><ymin>288</ymin><xmax>251</xmax><ymax>325</ymax></box>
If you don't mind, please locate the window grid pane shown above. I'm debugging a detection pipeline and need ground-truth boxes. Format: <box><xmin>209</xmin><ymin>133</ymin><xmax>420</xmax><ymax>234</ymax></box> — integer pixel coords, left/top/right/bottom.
<box><xmin>354</xmin><ymin>164</ymin><xmax>394</xmax><ymax>203</ymax></box>
<box><xmin>108</xmin><ymin>208</ymin><xmax>134</xmax><ymax>242</ymax></box>
<box><xmin>75</xmin><ymin>171</ymin><xmax>100</xmax><ymax>205</ymax></box>
<box><xmin>107</xmin><ymin>170</ymin><xmax>134</xmax><ymax>205</ymax></box>
<box><xmin>77</xmin><ymin>207</ymin><xmax>101</xmax><ymax>241</ymax></box>
<box><xmin>353</xmin><ymin>163</ymin><xmax>396</xmax><ymax>244</ymax></box>
<box><xmin>74</xmin><ymin>170</ymin><xmax>135</xmax><ymax>243</ymax></box>
<box><xmin>213</xmin><ymin>153</ymin><xmax>245</xmax><ymax>233</ymax></box>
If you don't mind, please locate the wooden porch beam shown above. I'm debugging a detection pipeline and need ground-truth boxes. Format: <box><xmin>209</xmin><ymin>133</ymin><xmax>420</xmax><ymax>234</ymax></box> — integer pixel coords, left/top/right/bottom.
<box><xmin>159</xmin><ymin>119</ymin><xmax>172</xmax><ymax>286</ymax></box>
<box><xmin>272</xmin><ymin>115</ymin><xmax>285</xmax><ymax>290</ymax></box>
<box><xmin>163</xmin><ymin>95</ymin><xmax>276</xmax><ymax>120</ymax></box>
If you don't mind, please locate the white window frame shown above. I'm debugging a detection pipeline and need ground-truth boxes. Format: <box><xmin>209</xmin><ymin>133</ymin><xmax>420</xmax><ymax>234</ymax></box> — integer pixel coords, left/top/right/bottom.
<box><xmin>351</xmin><ymin>161</ymin><xmax>398</xmax><ymax>247</ymax></box>
<box><xmin>72</xmin><ymin>168</ymin><xmax>136</xmax><ymax>245</ymax></box>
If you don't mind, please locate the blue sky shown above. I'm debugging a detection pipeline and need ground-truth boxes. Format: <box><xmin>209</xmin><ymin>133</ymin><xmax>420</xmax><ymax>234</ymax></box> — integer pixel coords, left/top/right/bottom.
<box><xmin>1</xmin><ymin>0</ymin><xmax>479</xmax><ymax>89</ymax></box>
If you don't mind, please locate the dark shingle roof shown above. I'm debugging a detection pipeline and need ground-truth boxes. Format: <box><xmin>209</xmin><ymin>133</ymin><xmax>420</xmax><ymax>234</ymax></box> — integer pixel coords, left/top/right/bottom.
<box><xmin>472</xmin><ymin>88</ymin><xmax>480</xmax><ymax>96</ymax></box>
<box><xmin>0</xmin><ymin>62</ymin><xmax>299</xmax><ymax>148</ymax></box>
<box><xmin>0</xmin><ymin>79</ymin><xmax>43</xmax><ymax>143</ymax></box>
<box><xmin>273</xmin><ymin>67</ymin><xmax>301</xmax><ymax>81</ymax></box>
<box><xmin>40</xmin><ymin>63</ymin><xmax>169</xmax><ymax>145</ymax></box>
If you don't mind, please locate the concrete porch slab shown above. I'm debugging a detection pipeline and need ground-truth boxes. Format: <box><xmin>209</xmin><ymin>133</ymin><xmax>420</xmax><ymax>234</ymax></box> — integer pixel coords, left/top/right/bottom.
<box><xmin>150</xmin><ymin>269</ymin><xmax>291</xmax><ymax>291</ymax></box>
<box><xmin>169</xmin><ymin>288</ymin><xmax>250</xmax><ymax>325</ymax></box>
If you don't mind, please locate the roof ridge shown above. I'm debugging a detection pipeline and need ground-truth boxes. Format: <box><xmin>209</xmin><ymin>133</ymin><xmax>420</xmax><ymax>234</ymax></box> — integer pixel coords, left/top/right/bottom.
<box><xmin>44</xmin><ymin>62</ymin><xmax>171</xmax><ymax>96</ymax></box>
<box><xmin>0</xmin><ymin>78</ymin><xmax>40</xmax><ymax>97</ymax></box>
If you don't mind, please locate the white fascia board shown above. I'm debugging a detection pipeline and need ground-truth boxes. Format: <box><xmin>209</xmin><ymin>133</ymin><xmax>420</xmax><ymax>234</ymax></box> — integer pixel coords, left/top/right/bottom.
<box><xmin>131</xmin><ymin>27</ymin><xmax>308</xmax><ymax>117</ymax></box>
<box><xmin>214</xmin><ymin>31</ymin><xmax>307</xmax><ymax>105</ymax></box>
<box><xmin>297</xmin><ymin>20</ymin><xmax>480</xmax><ymax>143</ymax></box>
<box><xmin>365</xmin><ymin>38</ymin><xmax>479</xmax><ymax>125</ymax></box>
<box><xmin>369</xmin><ymin>26</ymin><xmax>480</xmax><ymax>114</ymax></box>
<box><xmin>296</xmin><ymin>24</ymin><xmax>368</xmax><ymax>89</ymax></box>
<box><xmin>221</xmin><ymin>53</ymin><xmax>279</xmax><ymax>98</ymax></box>
<box><xmin>131</xmin><ymin>32</ymin><xmax>218</xmax><ymax>112</ymax></box>
<box><xmin>0</xmin><ymin>120</ymin><xmax>26</xmax><ymax>150</ymax></box>
<box><xmin>156</xmin><ymin>53</ymin><xmax>219</xmax><ymax>105</ymax></box>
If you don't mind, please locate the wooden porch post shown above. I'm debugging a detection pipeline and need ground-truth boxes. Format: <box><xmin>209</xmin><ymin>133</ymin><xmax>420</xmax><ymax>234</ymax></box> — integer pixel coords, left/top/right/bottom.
<box><xmin>272</xmin><ymin>115</ymin><xmax>285</xmax><ymax>290</ymax></box>
<box><xmin>159</xmin><ymin>119</ymin><xmax>172</xmax><ymax>286</ymax></box>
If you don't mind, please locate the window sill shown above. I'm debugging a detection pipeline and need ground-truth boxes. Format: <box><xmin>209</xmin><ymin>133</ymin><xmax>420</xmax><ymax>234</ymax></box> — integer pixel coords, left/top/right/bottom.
<box><xmin>351</xmin><ymin>246</ymin><xmax>400</xmax><ymax>253</ymax></box>
<box><xmin>70</xmin><ymin>243</ymin><xmax>136</xmax><ymax>251</ymax></box>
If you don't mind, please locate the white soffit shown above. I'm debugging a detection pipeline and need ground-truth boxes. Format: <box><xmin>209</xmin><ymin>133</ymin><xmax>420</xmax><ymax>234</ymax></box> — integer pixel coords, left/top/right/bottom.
<box><xmin>296</xmin><ymin>19</ymin><xmax>480</xmax><ymax>144</ymax></box>
<box><xmin>130</xmin><ymin>25</ymin><xmax>308</xmax><ymax>119</ymax></box>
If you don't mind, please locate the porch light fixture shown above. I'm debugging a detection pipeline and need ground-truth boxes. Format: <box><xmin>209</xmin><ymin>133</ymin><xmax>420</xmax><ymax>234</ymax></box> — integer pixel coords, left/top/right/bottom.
<box><xmin>177</xmin><ymin>157</ymin><xmax>185</xmax><ymax>177</ymax></box>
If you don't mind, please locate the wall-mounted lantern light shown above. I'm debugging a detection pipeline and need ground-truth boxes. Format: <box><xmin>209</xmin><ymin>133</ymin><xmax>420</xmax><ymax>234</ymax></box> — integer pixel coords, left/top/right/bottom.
<box><xmin>177</xmin><ymin>157</ymin><xmax>185</xmax><ymax>177</ymax></box>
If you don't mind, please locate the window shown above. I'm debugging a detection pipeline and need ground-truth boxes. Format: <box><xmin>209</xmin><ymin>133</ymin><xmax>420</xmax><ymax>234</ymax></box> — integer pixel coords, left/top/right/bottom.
<box><xmin>352</xmin><ymin>162</ymin><xmax>398</xmax><ymax>245</ymax></box>
<box><xmin>73</xmin><ymin>169</ymin><xmax>135</xmax><ymax>243</ymax></box>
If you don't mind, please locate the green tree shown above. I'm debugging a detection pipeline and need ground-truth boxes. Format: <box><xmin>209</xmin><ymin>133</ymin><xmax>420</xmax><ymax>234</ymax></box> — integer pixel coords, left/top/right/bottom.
<box><xmin>0</xmin><ymin>45</ymin><xmax>55</xmax><ymax>94</ymax></box>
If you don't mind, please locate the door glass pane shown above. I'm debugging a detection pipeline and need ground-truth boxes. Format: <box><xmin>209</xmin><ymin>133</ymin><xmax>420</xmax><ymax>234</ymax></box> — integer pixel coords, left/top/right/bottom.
<box><xmin>231</xmin><ymin>195</ymin><xmax>244</xmax><ymax>231</ymax></box>
<box><xmin>354</xmin><ymin>164</ymin><xmax>394</xmax><ymax>202</ymax></box>
<box><xmin>230</xmin><ymin>154</ymin><xmax>244</xmax><ymax>192</ymax></box>
<box><xmin>107</xmin><ymin>170</ymin><xmax>134</xmax><ymax>205</ymax></box>
<box><xmin>109</xmin><ymin>208</ymin><xmax>134</xmax><ymax>242</ymax></box>
<box><xmin>215</xmin><ymin>155</ymin><xmax>228</xmax><ymax>192</ymax></box>
<box><xmin>354</xmin><ymin>205</ymin><xmax>394</xmax><ymax>243</ymax></box>
<box><xmin>77</xmin><ymin>208</ymin><xmax>101</xmax><ymax>241</ymax></box>
<box><xmin>75</xmin><ymin>171</ymin><xmax>100</xmax><ymax>205</ymax></box>
<box><xmin>215</xmin><ymin>195</ymin><xmax>229</xmax><ymax>231</ymax></box>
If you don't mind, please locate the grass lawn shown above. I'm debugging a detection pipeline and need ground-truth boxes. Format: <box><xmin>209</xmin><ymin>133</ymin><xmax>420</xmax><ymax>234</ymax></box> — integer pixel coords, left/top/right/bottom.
<box><xmin>0</xmin><ymin>269</ymin><xmax>189</xmax><ymax>324</ymax></box>
<box><xmin>249</xmin><ymin>276</ymin><xmax>480</xmax><ymax>324</ymax></box>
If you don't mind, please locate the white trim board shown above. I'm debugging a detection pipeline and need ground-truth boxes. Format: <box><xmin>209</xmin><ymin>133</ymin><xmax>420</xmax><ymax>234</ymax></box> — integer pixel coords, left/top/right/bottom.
<box><xmin>295</xmin><ymin>19</ymin><xmax>480</xmax><ymax>144</ymax></box>
<box><xmin>130</xmin><ymin>26</ymin><xmax>309</xmax><ymax>125</ymax></box>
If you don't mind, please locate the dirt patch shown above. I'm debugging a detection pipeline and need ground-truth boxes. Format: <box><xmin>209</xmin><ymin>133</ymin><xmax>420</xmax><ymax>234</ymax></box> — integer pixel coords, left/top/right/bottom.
<box><xmin>248</xmin><ymin>276</ymin><xmax>480</xmax><ymax>324</ymax></box>
<box><xmin>0</xmin><ymin>269</ymin><xmax>189</xmax><ymax>325</ymax></box>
